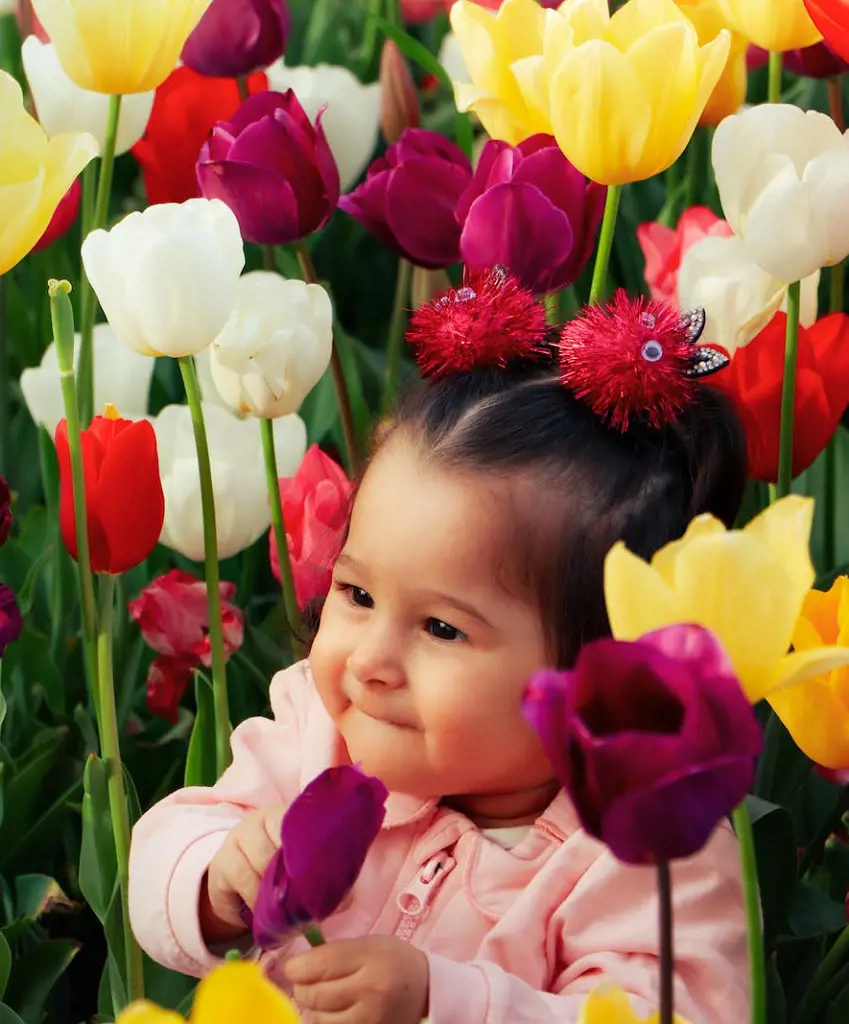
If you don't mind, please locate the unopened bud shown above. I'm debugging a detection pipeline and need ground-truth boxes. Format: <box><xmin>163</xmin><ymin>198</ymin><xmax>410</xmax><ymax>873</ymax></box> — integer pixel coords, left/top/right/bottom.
<box><xmin>379</xmin><ymin>40</ymin><xmax>420</xmax><ymax>145</ymax></box>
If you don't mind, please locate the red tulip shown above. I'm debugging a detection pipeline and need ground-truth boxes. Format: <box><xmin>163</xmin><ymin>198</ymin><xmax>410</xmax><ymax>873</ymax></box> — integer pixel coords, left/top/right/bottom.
<box><xmin>636</xmin><ymin>206</ymin><xmax>732</xmax><ymax>306</ymax></box>
<box><xmin>711</xmin><ymin>312</ymin><xmax>849</xmax><ymax>482</ymax></box>
<box><xmin>804</xmin><ymin>1</ymin><xmax>849</xmax><ymax>65</ymax></box>
<box><xmin>146</xmin><ymin>655</ymin><xmax>196</xmax><ymax>725</ymax></box>
<box><xmin>130</xmin><ymin>66</ymin><xmax>268</xmax><ymax>205</ymax></box>
<box><xmin>56</xmin><ymin>414</ymin><xmax>165</xmax><ymax>574</ymax></box>
<box><xmin>32</xmin><ymin>179</ymin><xmax>81</xmax><ymax>252</ymax></box>
<box><xmin>271</xmin><ymin>445</ymin><xmax>353</xmax><ymax>609</ymax></box>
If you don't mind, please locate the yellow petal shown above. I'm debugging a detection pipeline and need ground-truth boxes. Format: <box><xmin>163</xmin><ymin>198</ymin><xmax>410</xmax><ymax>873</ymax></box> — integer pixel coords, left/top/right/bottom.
<box><xmin>650</xmin><ymin>513</ymin><xmax>726</xmax><ymax>588</ymax></box>
<box><xmin>116</xmin><ymin>1002</ymin><xmax>183</xmax><ymax>1024</ymax></box>
<box><xmin>578</xmin><ymin>986</ymin><xmax>642</xmax><ymax>1023</ymax></box>
<box><xmin>192</xmin><ymin>962</ymin><xmax>301</xmax><ymax>1024</ymax></box>
<box><xmin>604</xmin><ymin>541</ymin><xmax>684</xmax><ymax>640</ymax></box>
<box><xmin>715</xmin><ymin>0</ymin><xmax>822</xmax><ymax>51</ymax></box>
<box><xmin>559</xmin><ymin>0</ymin><xmax>610</xmax><ymax>45</ymax></box>
<box><xmin>767</xmin><ymin>645</ymin><xmax>849</xmax><ymax>695</ymax></box>
<box><xmin>742</xmin><ymin>495</ymin><xmax>815</xmax><ymax>597</ymax></box>
<box><xmin>769</xmin><ymin>674</ymin><xmax>849</xmax><ymax>770</ymax></box>
<box><xmin>608</xmin><ymin>0</ymin><xmax>695</xmax><ymax>48</ymax></box>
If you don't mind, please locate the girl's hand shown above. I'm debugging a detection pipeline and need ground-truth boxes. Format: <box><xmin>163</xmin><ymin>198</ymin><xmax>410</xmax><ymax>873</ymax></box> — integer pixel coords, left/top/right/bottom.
<box><xmin>199</xmin><ymin>803</ymin><xmax>286</xmax><ymax>946</ymax></box>
<box><xmin>283</xmin><ymin>935</ymin><xmax>429</xmax><ymax>1024</ymax></box>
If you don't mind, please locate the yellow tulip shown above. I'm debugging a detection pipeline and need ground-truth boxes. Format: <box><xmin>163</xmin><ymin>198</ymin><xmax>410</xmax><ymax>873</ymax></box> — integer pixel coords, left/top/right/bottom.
<box><xmin>715</xmin><ymin>0</ymin><xmax>822</xmax><ymax>51</ymax></box>
<box><xmin>604</xmin><ymin>496</ymin><xmax>849</xmax><ymax>704</ymax></box>
<box><xmin>769</xmin><ymin>577</ymin><xmax>849</xmax><ymax>770</ymax></box>
<box><xmin>449</xmin><ymin>0</ymin><xmax>551</xmax><ymax>144</ymax></box>
<box><xmin>0</xmin><ymin>71</ymin><xmax>97</xmax><ymax>277</ymax></box>
<box><xmin>31</xmin><ymin>0</ymin><xmax>214</xmax><ymax>94</ymax></box>
<box><xmin>117</xmin><ymin>962</ymin><xmax>301</xmax><ymax>1024</ymax></box>
<box><xmin>578</xmin><ymin>985</ymin><xmax>691</xmax><ymax>1022</ymax></box>
<box><xmin>676</xmin><ymin>0</ymin><xmax>748</xmax><ymax>126</ymax></box>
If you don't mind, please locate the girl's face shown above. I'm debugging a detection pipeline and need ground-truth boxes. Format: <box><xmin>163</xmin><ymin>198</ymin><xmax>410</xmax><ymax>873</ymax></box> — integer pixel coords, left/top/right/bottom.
<box><xmin>310</xmin><ymin>437</ymin><xmax>558</xmax><ymax>822</ymax></box>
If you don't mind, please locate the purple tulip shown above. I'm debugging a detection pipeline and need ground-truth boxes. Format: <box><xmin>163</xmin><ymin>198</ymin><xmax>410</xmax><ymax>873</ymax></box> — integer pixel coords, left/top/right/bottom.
<box><xmin>251</xmin><ymin>765</ymin><xmax>389</xmax><ymax>949</ymax></box>
<box><xmin>197</xmin><ymin>90</ymin><xmax>340</xmax><ymax>246</ymax></box>
<box><xmin>338</xmin><ymin>128</ymin><xmax>472</xmax><ymax>269</ymax></box>
<box><xmin>0</xmin><ymin>585</ymin><xmax>22</xmax><ymax>658</ymax></box>
<box><xmin>0</xmin><ymin>476</ymin><xmax>11</xmax><ymax>549</ymax></box>
<box><xmin>747</xmin><ymin>42</ymin><xmax>849</xmax><ymax>78</ymax></box>
<box><xmin>522</xmin><ymin>625</ymin><xmax>762</xmax><ymax>865</ymax></box>
<box><xmin>456</xmin><ymin>135</ymin><xmax>605</xmax><ymax>295</ymax></box>
<box><xmin>182</xmin><ymin>0</ymin><xmax>291</xmax><ymax>78</ymax></box>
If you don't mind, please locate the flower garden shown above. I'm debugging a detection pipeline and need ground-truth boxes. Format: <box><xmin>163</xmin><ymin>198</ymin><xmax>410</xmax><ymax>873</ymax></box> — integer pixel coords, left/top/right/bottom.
<box><xmin>3</xmin><ymin>0</ymin><xmax>849</xmax><ymax>1021</ymax></box>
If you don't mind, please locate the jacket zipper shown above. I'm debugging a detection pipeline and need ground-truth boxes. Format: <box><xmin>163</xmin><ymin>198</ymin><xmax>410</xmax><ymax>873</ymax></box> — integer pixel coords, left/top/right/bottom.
<box><xmin>394</xmin><ymin>852</ymin><xmax>456</xmax><ymax>941</ymax></box>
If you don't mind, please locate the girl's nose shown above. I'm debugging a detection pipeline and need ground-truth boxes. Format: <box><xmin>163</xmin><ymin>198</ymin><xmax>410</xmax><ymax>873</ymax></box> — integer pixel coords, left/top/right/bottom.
<box><xmin>348</xmin><ymin>620</ymin><xmax>406</xmax><ymax>689</ymax></box>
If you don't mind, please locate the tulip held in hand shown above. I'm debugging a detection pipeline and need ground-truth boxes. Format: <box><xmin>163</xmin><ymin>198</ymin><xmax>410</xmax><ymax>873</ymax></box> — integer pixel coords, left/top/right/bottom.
<box><xmin>81</xmin><ymin>198</ymin><xmax>245</xmax><ymax>358</ymax></box>
<box><xmin>182</xmin><ymin>0</ymin><xmax>291</xmax><ymax>78</ymax></box>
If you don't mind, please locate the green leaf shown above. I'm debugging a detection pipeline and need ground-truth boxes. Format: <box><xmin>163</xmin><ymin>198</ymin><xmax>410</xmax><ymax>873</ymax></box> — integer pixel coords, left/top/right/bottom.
<box><xmin>748</xmin><ymin>795</ymin><xmax>798</xmax><ymax>941</ymax></box>
<box><xmin>0</xmin><ymin>779</ymin><xmax>81</xmax><ymax>880</ymax></box>
<box><xmin>185</xmin><ymin>671</ymin><xmax>216</xmax><ymax>789</ymax></box>
<box><xmin>0</xmin><ymin>1004</ymin><xmax>25</xmax><ymax>1024</ymax></box>
<box><xmin>3</xmin><ymin>630</ymin><xmax>63</xmax><ymax>719</ymax></box>
<box><xmin>0</xmin><ymin>661</ymin><xmax>6</xmax><ymax>737</ymax></box>
<box><xmin>0</xmin><ymin>934</ymin><xmax>10</xmax><ymax>1000</ymax></box>
<box><xmin>789</xmin><ymin>883</ymin><xmax>847</xmax><ymax>939</ymax></box>
<box><xmin>3</xmin><ymin>939</ymin><xmax>78</xmax><ymax>1024</ymax></box>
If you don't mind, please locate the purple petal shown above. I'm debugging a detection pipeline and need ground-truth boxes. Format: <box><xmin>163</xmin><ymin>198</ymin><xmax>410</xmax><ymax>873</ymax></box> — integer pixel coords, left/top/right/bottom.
<box><xmin>384</xmin><ymin>158</ymin><xmax>470</xmax><ymax>267</ymax></box>
<box><xmin>454</xmin><ymin>139</ymin><xmax>515</xmax><ymax>224</ymax></box>
<box><xmin>0</xmin><ymin>584</ymin><xmax>22</xmax><ymax>657</ymax></box>
<box><xmin>182</xmin><ymin>0</ymin><xmax>291</xmax><ymax>78</ymax></box>
<box><xmin>393</xmin><ymin>128</ymin><xmax>470</xmax><ymax>169</ymax></box>
<box><xmin>338</xmin><ymin>170</ymin><xmax>397</xmax><ymax>250</ymax></box>
<box><xmin>197</xmin><ymin>160</ymin><xmax>300</xmax><ymax>244</ymax></box>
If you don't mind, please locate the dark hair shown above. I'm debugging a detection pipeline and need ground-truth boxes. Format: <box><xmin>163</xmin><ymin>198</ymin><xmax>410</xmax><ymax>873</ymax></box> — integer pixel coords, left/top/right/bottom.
<box><xmin>371</xmin><ymin>363</ymin><xmax>747</xmax><ymax>667</ymax></box>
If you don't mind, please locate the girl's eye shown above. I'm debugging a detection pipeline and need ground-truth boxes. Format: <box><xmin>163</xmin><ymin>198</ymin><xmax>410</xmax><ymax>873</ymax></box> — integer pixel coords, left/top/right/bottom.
<box><xmin>349</xmin><ymin>586</ymin><xmax>374</xmax><ymax>609</ymax></box>
<box><xmin>426</xmin><ymin>618</ymin><xmax>467</xmax><ymax>642</ymax></box>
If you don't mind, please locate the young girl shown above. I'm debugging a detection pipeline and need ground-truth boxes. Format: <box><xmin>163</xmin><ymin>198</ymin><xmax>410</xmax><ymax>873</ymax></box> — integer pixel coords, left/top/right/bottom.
<box><xmin>129</xmin><ymin>273</ymin><xmax>750</xmax><ymax>1023</ymax></box>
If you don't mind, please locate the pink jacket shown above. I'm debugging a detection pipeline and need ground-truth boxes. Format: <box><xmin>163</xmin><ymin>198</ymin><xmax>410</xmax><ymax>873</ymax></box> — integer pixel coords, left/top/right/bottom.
<box><xmin>129</xmin><ymin>661</ymin><xmax>750</xmax><ymax>1023</ymax></box>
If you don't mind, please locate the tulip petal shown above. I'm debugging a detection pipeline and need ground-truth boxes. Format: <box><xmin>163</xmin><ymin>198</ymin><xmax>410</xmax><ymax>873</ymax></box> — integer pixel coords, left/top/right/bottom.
<box><xmin>742</xmin><ymin>495</ymin><xmax>815</xmax><ymax>597</ymax></box>
<box><xmin>191</xmin><ymin>961</ymin><xmax>301</xmax><ymax>1024</ymax></box>
<box><xmin>603</xmin><ymin>542</ymin><xmax>683</xmax><ymax>640</ymax></box>
<box><xmin>650</xmin><ymin>514</ymin><xmax>726</xmax><ymax>588</ymax></box>
<box><xmin>768</xmin><ymin>645</ymin><xmax>849</xmax><ymax>694</ymax></box>
<box><xmin>116</xmin><ymin>1003</ymin><xmax>183</xmax><ymax>1024</ymax></box>
<box><xmin>769</xmin><ymin>673</ymin><xmax>849</xmax><ymax>770</ymax></box>
<box><xmin>384</xmin><ymin>158</ymin><xmax>468</xmax><ymax>266</ymax></box>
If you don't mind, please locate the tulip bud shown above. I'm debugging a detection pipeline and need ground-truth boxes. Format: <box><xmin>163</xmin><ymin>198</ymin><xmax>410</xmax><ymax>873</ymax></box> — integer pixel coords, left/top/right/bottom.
<box><xmin>47</xmin><ymin>278</ymin><xmax>75</xmax><ymax>376</ymax></box>
<box><xmin>380</xmin><ymin>41</ymin><xmax>420</xmax><ymax>144</ymax></box>
<box><xmin>182</xmin><ymin>0</ymin><xmax>291</xmax><ymax>79</ymax></box>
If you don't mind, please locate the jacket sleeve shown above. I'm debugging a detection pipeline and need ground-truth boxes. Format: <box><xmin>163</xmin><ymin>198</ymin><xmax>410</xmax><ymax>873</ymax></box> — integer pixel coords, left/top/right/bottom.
<box><xmin>128</xmin><ymin>661</ymin><xmax>315</xmax><ymax>977</ymax></box>
<box><xmin>426</xmin><ymin>822</ymin><xmax>748</xmax><ymax>1024</ymax></box>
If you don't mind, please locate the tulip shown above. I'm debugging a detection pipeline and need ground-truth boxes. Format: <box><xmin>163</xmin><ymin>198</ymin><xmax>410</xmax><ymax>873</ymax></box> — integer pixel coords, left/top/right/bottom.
<box><xmin>637</xmin><ymin>206</ymin><xmax>733</xmax><ymax>306</ymax></box>
<box><xmin>577</xmin><ymin>986</ymin><xmax>690</xmax><ymax>1023</ymax></box>
<box><xmin>715</xmin><ymin>0</ymin><xmax>822</xmax><ymax>51</ymax></box>
<box><xmin>154</xmin><ymin>402</ymin><xmax>306</xmax><ymax>561</ymax></box>
<box><xmin>710</xmin><ymin>312</ymin><xmax>849</xmax><ymax>481</ymax></box>
<box><xmin>251</xmin><ymin>766</ymin><xmax>388</xmax><ymax>948</ymax></box>
<box><xmin>32</xmin><ymin>178</ymin><xmax>80</xmax><ymax>252</ymax></box>
<box><xmin>438</xmin><ymin>32</ymin><xmax>470</xmax><ymax>86</ymax></box>
<box><xmin>145</xmin><ymin>655</ymin><xmax>197</xmax><ymax>725</ymax></box>
<box><xmin>115</xmin><ymin>961</ymin><xmax>301</xmax><ymax>1024</ymax></box>
<box><xmin>0</xmin><ymin>475</ymin><xmax>11</xmax><ymax>549</ymax></box>
<box><xmin>676</xmin><ymin>234</ymin><xmax>820</xmax><ymax>354</ymax></box>
<box><xmin>400</xmin><ymin>0</ymin><xmax>446</xmax><ymax>21</ymax></box>
<box><xmin>56</xmin><ymin>413</ymin><xmax>165</xmax><ymax>574</ymax></box>
<box><xmin>182</xmin><ymin>0</ymin><xmax>291</xmax><ymax>78</ymax></box>
<box><xmin>208</xmin><ymin>272</ymin><xmax>333</xmax><ymax>419</ymax></box>
<box><xmin>20</xmin><ymin>324</ymin><xmax>154</xmax><ymax>438</ymax></box>
<box><xmin>0</xmin><ymin>71</ymin><xmax>97</xmax><ymax>276</ymax></box>
<box><xmin>131</xmin><ymin>66</ymin><xmax>268</xmax><ymax>206</ymax></box>
<box><xmin>265</xmin><ymin>63</ymin><xmax>381</xmax><ymax>193</ymax></box>
<box><xmin>380</xmin><ymin>40</ymin><xmax>420</xmax><ymax>145</ymax></box>
<box><xmin>22</xmin><ymin>37</ymin><xmax>154</xmax><ymax>156</ymax></box>
<box><xmin>748</xmin><ymin>41</ymin><xmax>849</xmax><ymax>77</ymax></box>
<box><xmin>197</xmin><ymin>91</ymin><xmax>340</xmax><ymax>246</ymax></box>
<box><xmin>523</xmin><ymin>625</ymin><xmax>760</xmax><ymax>865</ymax></box>
<box><xmin>271</xmin><ymin>445</ymin><xmax>353</xmax><ymax>608</ymax></box>
<box><xmin>713</xmin><ymin>104</ymin><xmax>849</xmax><ymax>283</ymax></box>
<box><xmin>675</xmin><ymin>0</ymin><xmax>749</xmax><ymax>126</ymax></box>
<box><xmin>0</xmin><ymin>585</ymin><xmax>23</xmax><ymax>658</ymax></box>
<box><xmin>768</xmin><ymin>577</ymin><xmax>849</xmax><ymax>769</ymax></box>
<box><xmin>80</xmin><ymin>198</ymin><xmax>245</xmax><ymax>358</ymax></box>
<box><xmin>604</xmin><ymin>495</ymin><xmax>849</xmax><ymax>704</ymax></box>
<box><xmin>31</xmin><ymin>0</ymin><xmax>215</xmax><ymax>94</ymax></box>
<box><xmin>805</xmin><ymin>0</ymin><xmax>849</xmax><ymax>64</ymax></box>
<box><xmin>339</xmin><ymin>129</ymin><xmax>472</xmax><ymax>269</ymax></box>
<box><xmin>456</xmin><ymin>134</ymin><xmax>605</xmax><ymax>294</ymax></box>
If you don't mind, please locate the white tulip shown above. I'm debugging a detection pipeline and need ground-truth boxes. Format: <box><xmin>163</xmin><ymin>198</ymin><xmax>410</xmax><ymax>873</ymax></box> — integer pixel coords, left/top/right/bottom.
<box><xmin>208</xmin><ymin>272</ymin><xmax>332</xmax><ymax>419</ymax></box>
<box><xmin>20</xmin><ymin>324</ymin><xmax>154</xmax><ymax>437</ymax></box>
<box><xmin>266</xmin><ymin>62</ymin><xmax>381</xmax><ymax>191</ymax></box>
<box><xmin>438</xmin><ymin>33</ymin><xmax>469</xmax><ymax>86</ymax></box>
<box><xmin>0</xmin><ymin>1</ymin><xmax>15</xmax><ymax>13</ymax></box>
<box><xmin>712</xmin><ymin>104</ymin><xmax>849</xmax><ymax>282</ymax></box>
<box><xmin>81</xmin><ymin>198</ymin><xmax>245</xmax><ymax>359</ymax></box>
<box><xmin>677</xmin><ymin>234</ymin><xmax>820</xmax><ymax>355</ymax></box>
<box><xmin>154</xmin><ymin>402</ymin><xmax>307</xmax><ymax>561</ymax></box>
<box><xmin>22</xmin><ymin>37</ymin><xmax>154</xmax><ymax>156</ymax></box>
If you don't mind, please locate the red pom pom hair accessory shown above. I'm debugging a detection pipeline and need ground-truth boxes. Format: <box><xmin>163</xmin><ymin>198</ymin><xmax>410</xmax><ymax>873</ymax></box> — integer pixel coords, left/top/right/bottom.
<box><xmin>559</xmin><ymin>291</ymin><xmax>729</xmax><ymax>431</ymax></box>
<box><xmin>405</xmin><ymin>266</ymin><xmax>551</xmax><ymax>380</ymax></box>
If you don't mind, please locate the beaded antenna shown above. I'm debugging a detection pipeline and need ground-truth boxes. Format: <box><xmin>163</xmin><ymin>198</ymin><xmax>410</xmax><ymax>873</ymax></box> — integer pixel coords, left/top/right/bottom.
<box><xmin>558</xmin><ymin>290</ymin><xmax>729</xmax><ymax>431</ymax></box>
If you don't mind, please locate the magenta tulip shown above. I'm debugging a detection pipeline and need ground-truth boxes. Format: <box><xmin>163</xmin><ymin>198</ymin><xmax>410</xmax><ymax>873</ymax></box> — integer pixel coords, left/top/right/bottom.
<box><xmin>338</xmin><ymin>128</ymin><xmax>472</xmax><ymax>269</ymax></box>
<box><xmin>747</xmin><ymin>41</ymin><xmax>849</xmax><ymax>78</ymax></box>
<box><xmin>456</xmin><ymin>134</ymin><xmax>605</xmax><ymax>295</ymax></box>
<box><xmin>522</xmin><ymin>625</ymin><xmax>761</xmax><ymax>865</ymax></box>
<box><xmin>197</xmin><ymin>90</ymin><xmax>340</xmax><ymax>245</ymax></box>
<box><xmin>182</xmin><ymin>0</ymin><xmax>291</xmax><ymax>78</ymax></box>
<box><xmin>0</xmin><ymin>585</ymin><xmax>22</xmax><ymax>658</ymax></box>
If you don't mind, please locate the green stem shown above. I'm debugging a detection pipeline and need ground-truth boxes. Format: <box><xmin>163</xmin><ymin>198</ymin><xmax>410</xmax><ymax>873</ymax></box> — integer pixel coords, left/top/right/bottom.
<box><xmin>295</xmin><ymin>245</ymin><xmax>360</xmax><ymax>474</ymax></box>
<box><xmin>237</xmin><ymin>76</ymin><xmax>250</xmax><ymax>103</ymax></box>
<box><xmin>50</xmin><ymin>282</ymin><xmax>99</xmax><ymax>700</ymax></box>
<box><xmin>768</xmin><ymin>51</ymin><xmax>783</xmax><ymax>104</ymax></box>
<box><xmin>792</xmin><ymin>924</ymin><xmax>849</xmax><ymax>1024</ymax></box>
<box><xmin>829</xmin><ymin>260</ymin><xmax>845</xmax><ymax>315</ymax></box>
<box><xmin>588</xmin><ymin>185</ymin><xmax>621</xmax><ymax>305</ymax></box>
<box><xmin>383</xmin><ymin>258</ymin><xmax>413</xmax><ymax>409</ymax></box>
<box><xmin>177</xmin><ymin>356</ymin><xmax>231</xmax><ymax>776</ymax></box>
<box><xmin>262</xmin><ymin>245</ymin><xmax>276</xmax><ymax>273</ymax></box>
<box><xmin>96</xmin><ymin>574</ymin><xmax>144</xmax><ymax>1005</ymax></box>
<box><xmin>303</xmin><ymin>924</ymin><xmax>326</xmax><ymax>947</ymax></box>
<box><xmin>260</xmin><ymin>418</ymin><xmax>305</xmax><ymax>660</ymax></box>
<box><xmin>78</xmin><ymin>95</ymin><xmax>123</xmax><ymax>427</ymax></box>
<box><xmin>776</xmin><ymin>281</ymin><xmax>801</xmax><ymax>499</ymax></box>
<box><xmin>732</xmin><ymin>801</ymin><xmax>767</xmax><ymax>1024</ymax></box>
<box><xmin>829</xmin><ymin>75</ymin><xmax>845</xmax><ymax>132</ymax></box>
<box><xmin>657</xmin><ymin>861</ymin><xmax>674</xmax><ymax>1024</ymax></box>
